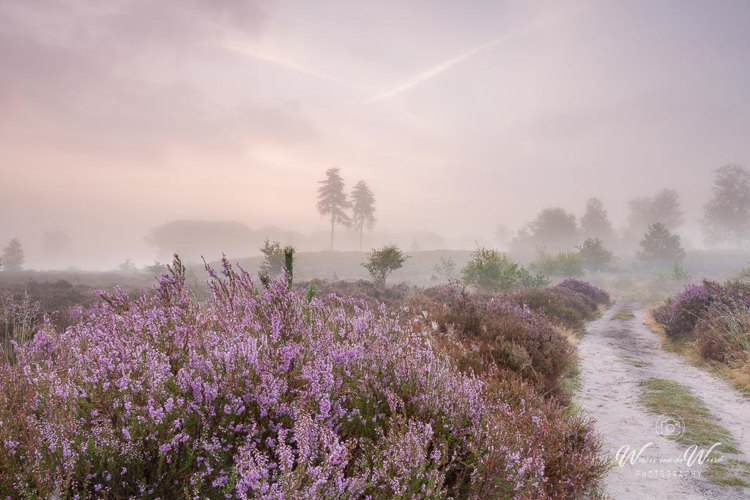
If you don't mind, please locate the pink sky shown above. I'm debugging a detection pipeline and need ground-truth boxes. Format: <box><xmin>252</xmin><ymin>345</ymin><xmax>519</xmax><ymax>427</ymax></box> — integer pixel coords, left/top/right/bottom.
<box><xmin>2</xmin><ymin>0</ymin><xmax>750</xmax><ymax>268</ymax></box>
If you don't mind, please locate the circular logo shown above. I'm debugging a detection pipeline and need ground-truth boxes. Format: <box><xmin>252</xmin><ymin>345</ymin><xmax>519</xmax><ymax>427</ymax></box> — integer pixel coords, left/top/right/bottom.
<box><xmin>655</xmin><ymin>414</ymin><xmax>685</xmax><ymax>440</ymax></box>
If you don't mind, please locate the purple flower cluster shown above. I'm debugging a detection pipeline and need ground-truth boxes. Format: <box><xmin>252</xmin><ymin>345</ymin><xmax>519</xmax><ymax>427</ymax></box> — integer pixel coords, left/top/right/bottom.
<box><xmin>555</xmin><ymin>279</ymin><xmax>610</xmax><ymax>305</ymax></box>
<box><xmin>654</xmin><ymin>279</ymin><xmax>750</xmax><ymax>362</ymax></box>
<box><xmin>0</xmin><ymin>258</ymin><xmax>557</xmax><ymax>498</ymax></box>
<box><xmin>653</xmin><ymin>280</ymin><xmax>750</xmax><ymax>338</ymax></box>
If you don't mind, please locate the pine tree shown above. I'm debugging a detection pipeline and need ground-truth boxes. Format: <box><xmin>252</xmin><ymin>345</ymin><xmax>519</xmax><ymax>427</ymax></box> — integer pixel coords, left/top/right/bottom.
<box><xmin>316</xmin><ymin>168</ymin><xmax>350</xmax><ymax>251</ymax></box>
<box><xmin>637</xmin><ymin>223</ymin><xmax>685</xmax><ymax>267</ymax></box>
<box><xmin>351</xmin><ymin>181</ymin><xmax>376</xmax><ymax>251</ymax></box>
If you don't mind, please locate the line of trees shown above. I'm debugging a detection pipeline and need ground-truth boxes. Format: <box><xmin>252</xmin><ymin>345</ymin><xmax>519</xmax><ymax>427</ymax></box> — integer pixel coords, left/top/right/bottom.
<box><xmin>316</xmin><ymin>168</ymin><xmax>376</xmax><ymax>251</ymax></box>
<box><xmin>510</xmin><ymin>164</ymin><xmax>750</xmax><ymax>258</ymax></box>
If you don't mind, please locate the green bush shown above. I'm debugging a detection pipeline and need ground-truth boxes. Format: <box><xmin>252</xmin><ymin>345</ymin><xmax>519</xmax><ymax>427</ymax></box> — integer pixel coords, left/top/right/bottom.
<box><xmin>461</xmin><ymin>248</ymin><xmax>548</xmax><ymax>292</ymax></box>
<box><xmin>362</xmin><ymin>244</ymin><xmax>408</xmax><ymax>286</ymax></box>
<box><xmin>532</xmin><ymin>252</ymin><xmax>584</xmax><ymax>277</ymax></box>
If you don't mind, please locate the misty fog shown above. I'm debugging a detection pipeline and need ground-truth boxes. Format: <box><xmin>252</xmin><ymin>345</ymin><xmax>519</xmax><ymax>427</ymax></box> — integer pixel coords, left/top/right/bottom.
<box><xmin>2</xmin><ymin>0</ymin><xmax>749</xmax><ymax>269</ymax></box>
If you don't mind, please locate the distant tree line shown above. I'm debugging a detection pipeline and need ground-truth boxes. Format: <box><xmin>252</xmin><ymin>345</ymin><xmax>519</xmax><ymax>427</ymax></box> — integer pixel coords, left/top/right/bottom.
<box><xmin>506</xmin><ymin>164</ymin><xmax>750</xmax><ymax>268</ymax></box>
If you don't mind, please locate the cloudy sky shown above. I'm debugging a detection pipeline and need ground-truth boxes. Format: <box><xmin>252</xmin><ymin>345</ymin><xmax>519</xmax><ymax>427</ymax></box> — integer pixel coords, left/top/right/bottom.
<box><xmin>2</xmin><ymin>0</ymin><xmax>750</xmax><ymax>267</ymax></box>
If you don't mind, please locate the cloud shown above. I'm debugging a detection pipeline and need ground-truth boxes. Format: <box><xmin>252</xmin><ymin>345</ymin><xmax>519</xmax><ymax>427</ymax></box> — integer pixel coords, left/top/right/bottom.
<box><xmin>0</xmin><ymin>2</ymin><xmax>315</xmax><ymax>164</ymax></box>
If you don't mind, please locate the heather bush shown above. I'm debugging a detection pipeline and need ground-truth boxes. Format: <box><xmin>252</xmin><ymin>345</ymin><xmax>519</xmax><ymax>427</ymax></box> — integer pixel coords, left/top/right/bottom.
<box><xmin>652</xmin><ymin>280</ymin><xmax>750</xmax><ymax>339</ymax></box>
<box><xmin>655</xmin><ymin>280</ymin><xmax>750</xmax><ymax>366</ymax></box>
<box><xmin>556</xmin><ymin>278</ymin><xmax>611</xmax><ymax>306</ymax></box>
<box><xmin>413</xmin><ymin>285</ymin><xmax>574</xmax><ymax>396</ymax></box>
<box><xmin>474</xmin><ymin>376</ymin><xmax>608</xmax><ymax>499</ymax></box>
<box><xmin>299</xmin><ymin>278</ymin><xmax>412</xmax><ymax>309</ymax></box>
<box><xmin>695</xmin><ymin>303</ymin><xmax>750</xmax><ymax>363</ymax></box>
<box><xmin>0</xmin><ymin>258</ymin><xmax>608</xmax><ymax>498</ymax></box>
<box><xmin>511</xmin><ymin>287</ymin><xmax>597</xmax><ymax>330</ymax></box>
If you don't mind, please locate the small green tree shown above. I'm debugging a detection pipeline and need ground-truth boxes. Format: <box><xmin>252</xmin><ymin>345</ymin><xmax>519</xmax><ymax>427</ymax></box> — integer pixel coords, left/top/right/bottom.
<box><xmin>577</xmin><ymin>238</ymin><xmax>614</xmax><ymax>272</ymax></box>
<box><xmin>461</xmin><ymin>248</ymin><xmax>547</xmax><ymax>291</ymax></box>
<box><xmin>259</xmin><ymin>239</ymin><xmax>284</xmax><ymax>279</ymax></box>
<box><xmin>1</xmin><ymin>238</ymin><xmax>24</xmax><ymax>272</ymax></box>
<box><xmin>362</xmin><ymin>244</ymin><xmax>408</xmax><ymax>286</ymax></box>
<box><xmin>637</xmin><ymin>223</ymin><xmax>685</xmax><ymax>267</ymax></box>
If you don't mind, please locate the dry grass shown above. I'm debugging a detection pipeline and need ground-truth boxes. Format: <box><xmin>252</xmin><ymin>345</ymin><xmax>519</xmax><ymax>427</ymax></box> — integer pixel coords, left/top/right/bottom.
<box><xmin>611</xmin><ymin>309</ymin><xmax>635</xmax><ymax>321</ymax></box>
<box><xmin>559</xmin><ymin>325</ymin><xmax>579</xmax><ymax>346</ymax></box>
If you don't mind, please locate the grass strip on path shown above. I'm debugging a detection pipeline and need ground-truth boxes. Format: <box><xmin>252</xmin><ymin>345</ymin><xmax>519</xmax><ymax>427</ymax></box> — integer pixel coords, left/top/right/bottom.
<box><xmin>639</xmin><ymin>377</ymin><xmax>750</xmax><ymax>486</ymax></box>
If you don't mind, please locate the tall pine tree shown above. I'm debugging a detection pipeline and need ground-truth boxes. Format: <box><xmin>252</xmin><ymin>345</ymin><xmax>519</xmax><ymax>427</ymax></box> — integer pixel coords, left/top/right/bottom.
<box><xmin>351</xmin><ymin>181</ymin><xmax>376</xmax><ymax>251</ymax></box>
<box><xmin>317</xmin><ymin>168</ymin><xmax>350</xmax><ymax>251</ymax></box>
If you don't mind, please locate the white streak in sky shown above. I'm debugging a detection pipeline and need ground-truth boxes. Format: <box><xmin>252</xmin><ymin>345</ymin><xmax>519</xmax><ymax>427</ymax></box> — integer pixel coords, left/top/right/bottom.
<box><xmin>368</xmin><ymin>5</ymin><xmax>586</xmax><ymax>102</ymax></box>
<box><xmin>218</xmin><ymin>39</ymin><xmax>367</xmax><ymax>93</ymax></box>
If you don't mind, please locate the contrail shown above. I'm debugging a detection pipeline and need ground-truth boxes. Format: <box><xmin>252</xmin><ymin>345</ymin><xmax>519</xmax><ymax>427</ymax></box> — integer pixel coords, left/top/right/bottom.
<box><xmin>368</xmin><ymin>30</ymin><xmax>526</xmax><ymax>102</ymax></box>
<box><xmin>368</xmin><ymin>7</ymin><xmax>583</xmax><ymax>103</ymax></box>
<box><xmin>219</xmin><ymin>38</ymin><xmax>368</xmax><ymax>94</ymax></box>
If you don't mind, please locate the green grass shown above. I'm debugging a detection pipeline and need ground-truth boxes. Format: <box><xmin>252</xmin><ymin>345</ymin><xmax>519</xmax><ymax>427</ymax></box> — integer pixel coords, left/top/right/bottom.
<box><xmin>705</xmin><ymin>458</ymin><xmax>750</xmax><ymax>487</ymax></box>
<box><xmin>639</xmin><ymin>378</ymin><xmax>739</xmax><ymax>454</ymax></box>
<box><xmin>562</xmin><ymin>365</ymin><xmax>583</xmax><ymax>416</ymax></box>
<box><xmin>611</xmin><ymin>309</ymin><xmax>635</xmax><ymax>321</ymax></box>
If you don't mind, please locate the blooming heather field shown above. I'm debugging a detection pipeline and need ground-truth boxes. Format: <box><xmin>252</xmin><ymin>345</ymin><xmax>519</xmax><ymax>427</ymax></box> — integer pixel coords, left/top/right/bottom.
<box><xmin>0</xmin><ymin>259</ymin><xmax>609</xmax><ymax>498</ymax></box>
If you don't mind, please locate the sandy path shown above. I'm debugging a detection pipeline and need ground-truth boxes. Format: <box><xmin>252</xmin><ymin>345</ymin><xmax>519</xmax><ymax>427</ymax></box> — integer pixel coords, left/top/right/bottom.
<box><xmin>576</xmin><ymin>303</ymin><xmax>750</xmax><ymax>499</ymax></box>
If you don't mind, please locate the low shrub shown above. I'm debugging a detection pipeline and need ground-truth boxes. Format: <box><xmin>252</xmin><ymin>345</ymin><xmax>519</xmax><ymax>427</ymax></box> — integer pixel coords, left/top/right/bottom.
<box><xmin>532</xmin><ymin>252</ymin><xmax>585</xmax><ymax>277</ymax></box>
<box><xmin>511</xmin><ymin>287</ymin><xmax>597</xmax><ymax>330</ymax></box>
<box><xmin>299</xmin><ymin>278</ymin><xmax>412</xmax><ymax>308</ymax></box>
<box><xmin>413</xmin><ymin>285</ymin><xmax>574</xmax><ymax>396</ymax></box>
<box><xmin>0</xmin><ymin>291</ymin><xmax>42</xmax><ymax>364</ymax></box>
<box><xmin>473</xmin><ymin>375</ymin><xmax>608</xmax><ymax>499</ymax></box>
<box><xmin>653</xmin><ymin>280</ymin><xmax>750</xmax><ymax>339</ymax></box>
<box><xmin>0</xmin><ymin>258</ymin><xmax>607</xmax><ymax>498</ymax></box>
<box><xmin>695</xmin><ymin>303</ymin><xmax>750</xmax><ymax>363</ymax></box>
<box><xmin>461</xmin><ymin>248</ymin><xmax>548</xmax><ymax>292</ymax></box>
<box><xmin>556</xmin><ymin>278</ymin><xmax>610</xmax><ymax>306</ymax></box>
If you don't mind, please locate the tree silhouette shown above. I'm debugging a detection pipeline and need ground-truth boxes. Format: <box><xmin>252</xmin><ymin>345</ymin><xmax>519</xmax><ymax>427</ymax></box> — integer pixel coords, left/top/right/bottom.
<box><xmin>1</xmin><ymin>238</ymin><xmax>25</xmax><ymax>272</ymax></box>
<box><xmin>628</xmin><ymin>189</ymin><xmax>683</xmax><ymax>234</ymax></box>
<box><xmin>317</xmin><ymin>168</ymin><xmax>350</xmax><ymax>251</ymax></box>
<box><xmin>514</xmin><ymin>207</ymin><xmax>579</xmax><ymax>254</ymax></box>
<box><xmin>637</xmin><ymin>223</ymin><xmax>685</xmax><ymax>266</ymax></box>
<box><xmin>580</xmin><ymin>198</ymin><xmax>614</xmax><ymax>243</ymax></box>
<box><xmin>577</xmin><ymin>238</ymin><xmax>614</xmax><ymax>271</ymax></box>
<box><xmin>702</xmin><ymin>164</ymin><xmax>750</xmax><ymax>248</ymax></box>
<box><xmin>351</xmin><ymin>181</ymin><xmax>376</xmax><ymax>251</ymax></box>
